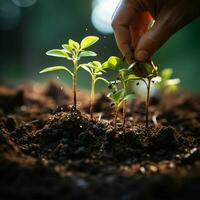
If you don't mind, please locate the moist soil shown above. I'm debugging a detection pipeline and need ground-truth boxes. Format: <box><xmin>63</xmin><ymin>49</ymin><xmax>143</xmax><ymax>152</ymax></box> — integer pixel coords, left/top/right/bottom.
<box><xmin>1</xmin><ymin>81</ymin><xmax>200</xmax><ymax>200</ymax></box>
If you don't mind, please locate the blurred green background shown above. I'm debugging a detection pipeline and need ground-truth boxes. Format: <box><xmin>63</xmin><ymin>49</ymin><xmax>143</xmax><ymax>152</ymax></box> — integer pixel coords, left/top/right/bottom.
<box><xmin>0</xmin><ymin>0</ymin><xmax>200</xmax><ymax>92</ymax></box>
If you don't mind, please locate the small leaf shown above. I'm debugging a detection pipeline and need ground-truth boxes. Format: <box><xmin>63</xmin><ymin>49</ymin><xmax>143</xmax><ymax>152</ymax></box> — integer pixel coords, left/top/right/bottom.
<box><xmin>124</xmin><ymin>94</ymin><xmax>136</xmax><ymax>101</ymax></box>
<box><xmin>79</xmin><ymin>51</ymin><xmax>97</xmax><ymax>57</ymax></box>
<box><xmin>46</xmin><ymin>49</ymin><xmax>69</xmax><ymax>58</ymax></box>
<box><xmin>112</xmin><ymin>89</ymin><xmax>125</xmax><ymax>102</ymax></box>
<box><xmin>68</xmin><ymin>39</ymin><xmax>80</xmax><ymax>50</ymax></box>
<box><xmin>80</xmin><ymin>36</ymin><xmax>99</xmax><ymax>49</ymax></box>
<box><xmin>161</xmin><ymin>68</ymin><xmax>173</xmax><ymax>80</ymax></box>
<box><xmin>126</xmin><ymin>74</ymin><xmax>141</xmax><ymax>81</ymax></box>
<box><xmin>62</xmin><ymin>44</ymin><xmax>73</xmax><ymax>54</ymax></box>
<box><xmin>119</xmin><ymin>68</ymin><xmax>129</xmax><ymax>79</ymax></box>
<box><xmin>102</xmin><ymin>56</ymin><xmax>124</xmax><ymax>71</ymax></box>
<box><xmin>80</xmin><ymin>65</ymin><xmax>92</xmax><ymax>74</ymax></box>
<box><xmin>39</xmin><ymin>66</ymin><xmax>73</xmax><ymax>76</ymax></box>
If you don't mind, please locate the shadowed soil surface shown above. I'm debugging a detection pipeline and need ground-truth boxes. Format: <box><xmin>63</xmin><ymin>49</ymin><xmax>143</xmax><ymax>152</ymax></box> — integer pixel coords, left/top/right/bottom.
<box><xmin>1</xmin><ymin>81</ymin><xmax>200</xmax><ymax>200</ymax></box>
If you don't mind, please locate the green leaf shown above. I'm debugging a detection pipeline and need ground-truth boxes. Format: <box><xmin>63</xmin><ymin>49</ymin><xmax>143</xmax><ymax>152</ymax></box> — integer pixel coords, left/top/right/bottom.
<box><xmin>112</xmin><ymin>89</ymin><xmax>125</xmax><ymax>102</ymax></box>
<box><xmin>46</xmin><ymin>49</ymin><xmax>69</xmax><ymax>58</ymax></box>
<box><xmin>119</xmin><ymin>68</ymin><xmax>129</xmax><ymax>79</ymax></box>
<box><xmin>39</xmin><ymin>66</ymin><xmax>73</xmax><ymax>77</ymax></box>
<box><xmin>80</xmin><ymin>36</ymin><xmax>99</xmax><ymax>49</ymax></box>
<box><xmin>80</xmin><ymin>65</ymin><xmax>92</xmax><ymax>75</ymax></box>
<box><xmin>124</xmin><ymin>94</ymin><xmax>136</xmax><ymax>101</ymax></box>
<box><xmin>102</xmin><ymin>56</ymin><xmax>124</xmax><ymax>71</ymax></box>
<box><xmin>79</xmin><ymin>51</ymin><xmax>97</xmax><ymax>57</ymax></box>
<box><xmin>62</xmin><ymin>44</ymin><xmax>73</xmax><ymax>54</ymax></box>
<box><xmin>161</xmin><ymin>68</ymin><xmax>173</xmax><ymax>80</ymax></box>
<box><xmin>68</xmin><ymin>39</ymin><xmax>80</xmax><ymax>50</ymax></box>
<box><xmin>126</xmin><ymin>74</ymin><xmax>141</xmax><ymax>81</ymax></box>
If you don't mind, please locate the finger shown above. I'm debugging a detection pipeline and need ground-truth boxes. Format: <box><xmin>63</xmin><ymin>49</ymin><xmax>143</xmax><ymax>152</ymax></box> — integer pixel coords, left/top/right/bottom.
<box><xmin>129</xmin><ymin>11</ymin><xmax>153</xmax><ymax>48</ymax></box>
<box><xmin>134</xmin><ymin>9</ymin><xmax>185</xmax><ymax>62</ymax></box>
<box><xmin>112</xmin><ymin>0</ymin><xmax>138</xmax><ymax>64</ymax></box>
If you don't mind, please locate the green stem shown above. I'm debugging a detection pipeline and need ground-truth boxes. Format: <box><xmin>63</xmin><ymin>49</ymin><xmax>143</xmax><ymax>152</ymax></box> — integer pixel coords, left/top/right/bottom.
<box><xmin>122</xmin><ymin>82</ymin><xmax>128</xmax><ymax>129</ymax></box>
<box><xmin>73</xmin><ymin>60</ymin><xmax>78</xmax><ymax>108</ymax></box>
<box><xmin>145</xmin><ymin>78</ymin><xmax>151</xmax><ymax>128</ymax></box>
<box><xmin>114</xmin><ymin>106</ymin><xmax>118</xmax><ymax>130</ymax></box>
<box><xmin>90</xmin><ymin>77</ymin><xmax>95</xmax><ymax>120</ymax></box>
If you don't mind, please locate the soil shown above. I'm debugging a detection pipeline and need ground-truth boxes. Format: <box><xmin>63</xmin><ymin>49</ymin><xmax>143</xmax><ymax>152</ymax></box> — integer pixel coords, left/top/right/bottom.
<box><xmin>1</xmin><ymin>81</ymin><xmax>200</xmax><ymax>200</ymax></box>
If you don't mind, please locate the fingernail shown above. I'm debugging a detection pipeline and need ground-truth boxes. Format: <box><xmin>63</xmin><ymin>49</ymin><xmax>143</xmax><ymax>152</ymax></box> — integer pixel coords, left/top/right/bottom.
<box><xmin>135</xmin><ymin>50</ymin><xmax>149</xmax><ymax>62</ymax></box>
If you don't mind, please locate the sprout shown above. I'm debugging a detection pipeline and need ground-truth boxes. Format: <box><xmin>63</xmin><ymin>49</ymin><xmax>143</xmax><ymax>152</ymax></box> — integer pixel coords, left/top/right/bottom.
<box><xmin>156</xmin><ymin>68</ymin><xmax>180</xmax><ymax>95</ymax></box>
<box><xmin>107</xmin><ymin>82</ymin><xmax>135</xmax><ymax>130</ymax></box>
<box><xmin>39</xmin><ymin>36</ymin><xmax>99</xmax><ymax>109</ymax></box>
<box><xmin>130</xmin><ymin>61</ymin><xmax>159</xmax><ymax>128</ymax></box>
<box><xmin>103</xmin><ymin>56</ymin><xmax>136</xmax><ymax>129</ymax></box>
<box><xmin>80</xmin><ymin>61</ymin><xmax>109</xmax><ymax>119</ymax></box>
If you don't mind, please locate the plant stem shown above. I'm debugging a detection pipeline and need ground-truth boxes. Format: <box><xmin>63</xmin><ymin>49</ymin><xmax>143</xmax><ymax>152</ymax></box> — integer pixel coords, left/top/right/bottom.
<box><xmin>114</xmin><ymin>106</ymin><xmax>118</xmax><ymax>130</ymax></box>
<box><xmin>145</xmin><ymin>78</ymin><xmax>151</xmax><ymax>128</ymax></box>
<box><xmin>122</xmin><ymin>82</ymin><xmax>128</xmax><ymax>129</ymax></box>
<box><xmin>90</xmin><ymin>77</ymin><xmax>95</xmax><ymax>120</ymax></box>
<box><xmin>73</xmin><ymin>60</ymin><xmax>78</xmax><ymax>108</ymax></box>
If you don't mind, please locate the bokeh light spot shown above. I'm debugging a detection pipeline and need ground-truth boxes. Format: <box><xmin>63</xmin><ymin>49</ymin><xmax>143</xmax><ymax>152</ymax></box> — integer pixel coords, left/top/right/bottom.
<box><xmin>91</xmin><ymin>0</ymin><xmax>120</xmax><ymax>34</ymax></box>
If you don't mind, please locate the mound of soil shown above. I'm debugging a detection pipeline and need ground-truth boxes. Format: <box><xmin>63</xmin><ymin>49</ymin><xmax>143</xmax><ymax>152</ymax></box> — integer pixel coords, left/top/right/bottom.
<box><xmin>1</xmin><ymin>82</ymin><xmax>200</xmax><ymax>200</ymax></box>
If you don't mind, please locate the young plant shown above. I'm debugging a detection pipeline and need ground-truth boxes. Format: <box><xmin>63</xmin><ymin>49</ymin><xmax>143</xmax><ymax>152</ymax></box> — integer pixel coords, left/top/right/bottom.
<box><xmin>131</xmin><ymin>61</ymin><xmax>159</xmax><ymax>128</ymax></box>
<box><xmin>107</xmin><ymin>81</ymin><xmax>135</xmax><ymax>130</ymax></box>
<box><xmin>156</xmin><ymin>68</ymin><xmax>180</xmax><ymax>95</ymax></box>
<box><xmin>39</xmin><ymin>36</ymin><xmax>99</xmax><ymax>109</ymax></box>
<box><xmin>103</xmin><ymin>56</ymin><xmax>136</xmax><ymax>128</ymax></box>
<box><xmin>80</xmin><ymin>61</ymin><xmax>109</xmax><ymax>119</ymax></box>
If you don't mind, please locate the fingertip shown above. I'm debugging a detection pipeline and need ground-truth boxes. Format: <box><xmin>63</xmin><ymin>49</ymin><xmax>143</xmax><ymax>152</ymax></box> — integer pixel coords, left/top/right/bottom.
<box><xmin>124</xmin><ymin>52</ymin><xmax>135</xmax><ymax>64</ymax></box>
<box><xmin>135</xmin><ymin>49</ymin><xmax>150</xmax><ymax>62</ymax></box>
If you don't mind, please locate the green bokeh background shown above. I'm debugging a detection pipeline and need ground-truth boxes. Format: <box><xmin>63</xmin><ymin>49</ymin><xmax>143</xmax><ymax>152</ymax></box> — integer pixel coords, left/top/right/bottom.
<box><xmin>0</xmin><ymin>0</ymin><xmax>200</xmax><ymax>92</ymax></box>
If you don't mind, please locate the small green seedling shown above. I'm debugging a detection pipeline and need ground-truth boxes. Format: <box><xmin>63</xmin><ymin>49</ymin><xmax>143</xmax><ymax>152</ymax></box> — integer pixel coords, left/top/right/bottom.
<box><xmin>131</xmin><ymin>61</ymin><xmax>158</xmax><ymax>128</ymax></box>
<box><xmin>80</xmin><ymin>61</ymin><xmax>109</xmax><ymax>119</ymax></box>
<box><xmin>107</xmin><ymin>81</ymin><xmax>135</xmax><ymax>130</ymax></box>
<box><xmin>103</xmin><ymin>56</ymin><xmax>136</xmax><ymax>128</ymax></box>
<box><xmin>39</xmin><ymin>36</ymin><xmax>99</xmax><ymax>109</ymax></box>
<box><xmin>156</xmin><ymin>68</ymin><xmax>180</xmax><ymax>95</ymax></box>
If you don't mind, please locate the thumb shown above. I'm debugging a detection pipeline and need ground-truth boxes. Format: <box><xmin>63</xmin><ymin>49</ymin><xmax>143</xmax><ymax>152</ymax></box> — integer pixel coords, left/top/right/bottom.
<box><xmin>134</xmin><ymin>12</ymin><xmax>178</xmax><ymax>62</ymax></box>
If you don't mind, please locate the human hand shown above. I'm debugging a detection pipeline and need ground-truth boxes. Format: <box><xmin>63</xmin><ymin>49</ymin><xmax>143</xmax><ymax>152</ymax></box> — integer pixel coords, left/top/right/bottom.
<box><xmin>112</xmin><ymin>0</ymin><xmax>200</xmax><ymax>63</ymax></box>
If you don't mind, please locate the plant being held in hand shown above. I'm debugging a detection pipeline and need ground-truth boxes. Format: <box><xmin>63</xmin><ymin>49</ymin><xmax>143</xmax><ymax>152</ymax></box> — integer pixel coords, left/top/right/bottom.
<box><xmin>39</xmin><ymin>36</ymin><xmax>99</xmax><ymax>109</ymax></box>
<box><xmin>80</xmin><ymin>61</ymin><xmax>109</xmax><ymax>119</ymax></box>
<box><xmin>131</xmin><ymin>61</ymin><xmax>159</xmax><ymax>128</ymax></box>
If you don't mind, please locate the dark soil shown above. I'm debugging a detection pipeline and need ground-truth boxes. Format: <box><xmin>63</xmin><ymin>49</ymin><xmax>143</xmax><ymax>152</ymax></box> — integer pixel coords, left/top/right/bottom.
<box><xmin>1</xmin><ymin>81</ymin><xmax>200</xmax><ymax>200</ymax></box>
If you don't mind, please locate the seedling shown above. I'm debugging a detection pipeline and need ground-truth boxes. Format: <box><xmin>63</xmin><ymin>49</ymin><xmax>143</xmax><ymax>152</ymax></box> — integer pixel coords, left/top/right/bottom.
<box><xmin>80</xmin><ymin>61</ymin><xmax>109</xmax><ymax>119</ymax></box>
<box><xmin>103</xmin><ymin>56</ymin><xmax>136</xmax><ymax>128</ymax></box>
<box><xmin>39</xmin><ymin>36</ymin><xmax>99</xmax><ymax>109</ymax></box>
<box><xmin>131</xmin><ymin>61</ymin><xmax>158</xmax><ymax>128</ymax></box>
<box><xmin>156</xmin><ymin>68</ymin><xmax>180</xmax><ymax>95</ymax></box>
<box><xmin>107</xmin><ymin>81</ymin><xmax>135</xmax><ymax>130</ymax></box>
